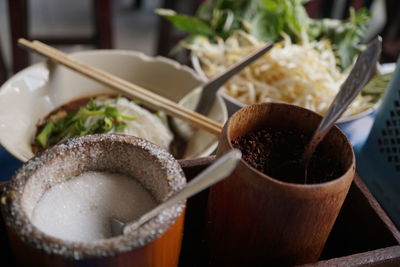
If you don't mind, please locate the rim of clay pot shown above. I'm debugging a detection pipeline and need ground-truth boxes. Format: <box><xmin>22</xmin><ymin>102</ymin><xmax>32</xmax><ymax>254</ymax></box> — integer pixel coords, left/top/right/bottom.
<box><xmin>0</xmin><ymin>134</ymin><xmax>186</xmax><ymax>260</ymax></box>
<box><xmin>225</xmin><ymin>102</ymin><xmax>355</xmax><ymax>190</ymax></box>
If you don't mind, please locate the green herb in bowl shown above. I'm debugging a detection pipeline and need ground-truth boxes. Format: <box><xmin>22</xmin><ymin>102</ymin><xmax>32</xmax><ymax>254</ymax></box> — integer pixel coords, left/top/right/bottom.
<box><xmin>34</xmin><ymin>96</ymin><xmax>174</xmax><ymax>153</ymax></box>
<box><xmin>36</xmin><ymin>98</ymin><xmax>135</xmax><ymax>150</ymax></box>
<box><xmin>156</xmin><ymin>0</ymin><xmax>386</xmax><ymax>147</ymax></box>
<box><xmin>156</xmin><ymin>0</ymin><xmax>370</xmax><ymax>70</ymax></box>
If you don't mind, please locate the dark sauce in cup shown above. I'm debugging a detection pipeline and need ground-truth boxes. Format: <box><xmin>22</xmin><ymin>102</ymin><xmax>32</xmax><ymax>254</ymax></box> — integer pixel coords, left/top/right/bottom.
<box><xmin>231</xmin><ymin>127</ymin><xmax>343</xmax><ymax>184</ymax></box>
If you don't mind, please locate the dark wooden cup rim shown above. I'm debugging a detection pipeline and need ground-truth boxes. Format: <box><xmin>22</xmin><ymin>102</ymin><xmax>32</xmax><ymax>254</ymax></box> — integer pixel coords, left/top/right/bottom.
<box><xmin>0</xmin><ymin>134</ymin><xmax>186</xmax><ymax>260</ymax></box>
<box><xmin>222</xmin><ymin>102</ymin><xmax>356</xmax><ymax>192</ymax></box>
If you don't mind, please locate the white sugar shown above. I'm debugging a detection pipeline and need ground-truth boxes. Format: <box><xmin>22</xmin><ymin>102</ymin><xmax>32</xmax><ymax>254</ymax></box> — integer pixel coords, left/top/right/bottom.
<box><xmin>31</xmin><ymin>171</ymin><xmax>157</xmax><ymax>242</ymax></box>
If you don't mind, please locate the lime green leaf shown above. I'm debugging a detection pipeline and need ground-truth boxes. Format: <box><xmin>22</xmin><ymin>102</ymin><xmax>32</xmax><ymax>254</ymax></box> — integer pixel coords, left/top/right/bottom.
<box><xmin>362</xmin><ymin>72</ymin><xmax>393</xmax><ymax>102</ymax></box>
<box><xmin>103</xmin><ymin>117</ymin><xmax>113</xmax><ymax>131</ymax></box>
<box><xmin>36</xmin><ymin>122</ymin><xmax>55</xmax><ymax>148</ymax></box>
<box><xmin>261</xmin><ymin>0</ymin><xmax>280</xmax><ymax>11</ymax></box>
<box><xmin>155</xmin><ymin>8</ymin><xmax>215</xmax><ymax>37</ymax></box>
<box><xmin>250</xmin><ymin>10</ymin><xmax>283</xmax><ymax>41</ymax></box>
<box><xmin>114</xmin><ymin>122</ymin><xmax>126</xmax><ymax>132</ymax></box>
<box><xmin>105</xmin><ymin>106</ymin><xmax>119</xmax><ymax>118</ymax></box>
<box><xmin>119</xmin><ymin>114</ymin><xmax>135</xmax><ymax>121</ymax></box>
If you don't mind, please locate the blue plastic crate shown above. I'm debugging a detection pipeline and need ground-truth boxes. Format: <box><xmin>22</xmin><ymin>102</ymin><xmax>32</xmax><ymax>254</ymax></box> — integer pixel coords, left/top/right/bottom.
<box><xmin>356</xmin><ymin>57</ymin><xmax>400</xmax><ymax>227</ymax></box>
<box><xmin>0</xmin><ymin>146</ymin><xmax>22</xmax><ymax>181</ymax></box>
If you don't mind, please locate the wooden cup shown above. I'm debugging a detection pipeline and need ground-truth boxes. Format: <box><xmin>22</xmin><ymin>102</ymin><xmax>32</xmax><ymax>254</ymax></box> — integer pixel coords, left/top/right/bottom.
<box><xmin>207</xmin><ymin>103</ymin><xmax>355</xmax><ymax>266</ymax></box>
<box><xmin>1</xmin><ymin>134</ymin><xmax>186</xmax><ymax>267</ymax></box>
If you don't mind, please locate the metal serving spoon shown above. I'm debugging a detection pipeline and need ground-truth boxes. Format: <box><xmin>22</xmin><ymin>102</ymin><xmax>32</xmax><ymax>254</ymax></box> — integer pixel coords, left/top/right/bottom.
<box><xmin>193</xmin><ymin>42</ymin><xmax>274</xmax><ymax>116</ymax></box>
<box><xmin>300</xmin><ymin>37</ymin><xmax>382</xmax><ymax>182</ymax></box>
<box><xmin>110</xmin><ymin>149</ymin><xmax>242</xmax><ymax>236</ymax></box>
<box><xmin>274</xmin><ymin>37</ymin><xmax>381</xmax><ymax>183</ymax></box>
<box><xmin>174</xmin><ymin>42</ymin><xmax>273</xmax><ymax>140</ymax></box>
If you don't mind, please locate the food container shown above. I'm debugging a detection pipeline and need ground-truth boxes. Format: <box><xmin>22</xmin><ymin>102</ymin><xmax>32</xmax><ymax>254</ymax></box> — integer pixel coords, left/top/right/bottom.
<box><xmin>1</xmin><ymin>134</ymin><xmax>186</xmax><ymax>266</ymax></box>
<box><xmin>191</xmin><ymin>55</ymin><xmax>395</xmax><ymax>147</ymax></box>
<box><xmin>0</xmin><ymin>50</ymin><xmax>228</xmax><ymax>163</ymax></box>
<box><xmin>206</xmin><ymin>103</ymin><xmax>355</xmax><ymax>265</ymax></box>
<box><xmin>356</xmin><ymin>58</ymin><xmax>400</xmax><ymax>227</ymax></box>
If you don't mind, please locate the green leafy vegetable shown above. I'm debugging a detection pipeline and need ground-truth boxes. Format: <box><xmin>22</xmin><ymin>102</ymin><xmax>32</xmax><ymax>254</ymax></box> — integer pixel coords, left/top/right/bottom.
<box><xmin>156</xmin><ymin>9</ymin><xmax>215</xmax><ymax>38</ymax></box>
<box><xmin>156</xmin><ymin>0</ymin><xmax>370</xmax><ymax>70</ymax></box>
<box><xmin>250</xmin><ymin>10</ymin><xmax>283</xmax><ymax>42</ymax></box>
<box><xmin>309</xmin><ymin>7</ymin><xmax>370</xmax><ymax>69</ymax></box>
<box><xmin>362</xmin><ymin>72</ymin><xmax>393</xmax><ymax>103</ymax></box>
<box><xmin>36</xmin><ymin>122</ymin><xmax>54</xmax><ymax>148</ymax></box>
<box><xmin>35</xmin><ymin>99</ymin><xmax>135</xmax><ymax>150</ymax></box>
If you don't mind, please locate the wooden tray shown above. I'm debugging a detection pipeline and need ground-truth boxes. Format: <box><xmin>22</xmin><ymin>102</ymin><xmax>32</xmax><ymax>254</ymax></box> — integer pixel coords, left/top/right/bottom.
<box><xmin>178</xmin><ymin>156</ymin><xmax>400</xmax><ymax>267</ymax></box>
<box><xmin>1</xmin><ymin>156</ymin><xmax>400</xmax><ymax>266</ymax></box>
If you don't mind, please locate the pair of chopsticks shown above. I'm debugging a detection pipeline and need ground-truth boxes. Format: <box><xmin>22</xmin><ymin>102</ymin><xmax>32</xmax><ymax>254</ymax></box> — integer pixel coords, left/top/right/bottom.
<box><xmin>18</xmin><ymin>39</ymin><xmax>223</xmax><ymax>135</ymax></box>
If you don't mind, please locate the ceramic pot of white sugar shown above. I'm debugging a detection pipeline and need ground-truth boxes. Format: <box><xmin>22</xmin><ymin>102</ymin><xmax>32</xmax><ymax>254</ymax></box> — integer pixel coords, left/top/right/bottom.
<box><xmin>0</xmin><ymin>134</ymin><xmax>186</xmax><ymax>267</ymax></box>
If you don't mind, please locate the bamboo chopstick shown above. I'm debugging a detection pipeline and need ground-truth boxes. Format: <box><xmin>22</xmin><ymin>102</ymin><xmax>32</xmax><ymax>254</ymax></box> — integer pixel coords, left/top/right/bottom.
<box><xmin>18</xmin><ymin>38</ymin><xmax>223</xmax><ymax>135</ymax></box>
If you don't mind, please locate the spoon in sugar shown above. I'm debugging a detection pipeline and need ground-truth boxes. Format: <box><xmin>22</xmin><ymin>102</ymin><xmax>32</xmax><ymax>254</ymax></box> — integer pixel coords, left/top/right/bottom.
<box><xmin>274</xmin><ymin>37</ymin><xmax>381</xmax><ymax>183</ymax></box>
<box><xmin>110</xmin><ymin>149</ymin><xmax>242</xmax><ymax>236</ymax></box>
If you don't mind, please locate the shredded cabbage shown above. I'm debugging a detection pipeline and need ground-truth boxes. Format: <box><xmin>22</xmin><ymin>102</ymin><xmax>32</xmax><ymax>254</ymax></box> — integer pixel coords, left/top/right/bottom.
<box><xmin>188</xmin><ymin>32</ymin><xmax>374</xmax><ymax>117</ymax></box>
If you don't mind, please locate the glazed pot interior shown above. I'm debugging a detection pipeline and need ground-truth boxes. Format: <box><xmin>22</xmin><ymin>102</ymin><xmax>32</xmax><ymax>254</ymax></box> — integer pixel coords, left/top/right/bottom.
<box><xmin>3</xmin><ymin>134</ymin><xmax>186</xmax><ymax>259</ymax></box>
<box><xmin>23</xmin><ymin>140</ymin><xmax>170</xmax><ymax>217</ymax></box>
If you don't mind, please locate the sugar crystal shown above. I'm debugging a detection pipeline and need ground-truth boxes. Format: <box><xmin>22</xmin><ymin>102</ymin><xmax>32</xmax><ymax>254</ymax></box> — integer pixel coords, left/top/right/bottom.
<box><xmin>31</xmin><ymin>171</ymin><xmax>157</xmax><ymax>242</ymax></box>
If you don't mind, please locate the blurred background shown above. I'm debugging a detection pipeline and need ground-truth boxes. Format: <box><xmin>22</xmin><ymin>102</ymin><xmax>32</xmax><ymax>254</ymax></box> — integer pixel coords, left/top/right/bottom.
<box><xmin>0</xmin><ymin>0</ymin><xmax>399</xmax><ymax>86</ymax></box>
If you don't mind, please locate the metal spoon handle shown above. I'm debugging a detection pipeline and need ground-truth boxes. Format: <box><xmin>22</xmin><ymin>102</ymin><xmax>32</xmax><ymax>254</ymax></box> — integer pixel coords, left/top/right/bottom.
<box><xmin>302</xmin><ymin>37</ymin><xmax>382</xmax><ymax>165</ymax></box>
<box><xmin>123</xmin><ymin>149</ymin><xmax>242</xmax><ymax>234</ymax></box>
<box><xmin>195</xmin><ymin>42</ymin><xmax>273</xmax><ymax>115</ymax></box>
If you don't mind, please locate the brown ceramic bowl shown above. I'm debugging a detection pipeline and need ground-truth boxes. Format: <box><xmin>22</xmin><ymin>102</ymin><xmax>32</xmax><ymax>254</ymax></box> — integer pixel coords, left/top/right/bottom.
<box><xmin>1</xmin><ymin>134</ymin><xmax>186</xmax><ymax>266</ymax></box>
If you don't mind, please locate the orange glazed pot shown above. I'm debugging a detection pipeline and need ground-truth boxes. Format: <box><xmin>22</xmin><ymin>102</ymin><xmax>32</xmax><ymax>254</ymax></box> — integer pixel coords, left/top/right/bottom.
<box><xmin>1</xmin><ymin>134</ymin><xmax>186</xmax><ymax>267</ymax></box>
